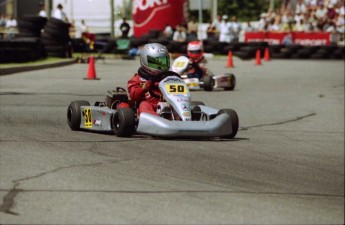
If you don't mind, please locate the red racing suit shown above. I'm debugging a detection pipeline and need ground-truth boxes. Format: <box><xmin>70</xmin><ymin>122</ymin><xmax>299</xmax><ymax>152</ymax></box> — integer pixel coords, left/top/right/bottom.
<box><xmin>187</xmin><ymin>56</ymin><xmax>208</xmax><ymax>79</ymax></box>
<box><xmin>127</xmin><ymin>73</ymin><xmax>162</xmax><ymax>115</ymax></box>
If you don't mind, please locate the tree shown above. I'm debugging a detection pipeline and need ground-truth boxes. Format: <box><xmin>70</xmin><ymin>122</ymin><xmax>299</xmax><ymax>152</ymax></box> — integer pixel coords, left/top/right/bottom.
<box><xmin>217</xmin><ymin>0</ymin><xmax>270</xmax><ymax>22</ymax></box>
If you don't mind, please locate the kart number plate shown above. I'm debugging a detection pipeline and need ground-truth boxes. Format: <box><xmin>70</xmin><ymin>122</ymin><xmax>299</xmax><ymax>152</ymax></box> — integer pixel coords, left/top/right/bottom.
<box><xmin>165</xmin><ymin>84</ymin><xmax>187</xmax><ymax>94</ymax></box>
<box><xmin>83</xmin><ymin>108</ymin><xmax>92</xmax><ymax>128</ymax></box>
<box><xmin>174</xmin><ymin>61</ymin><xmax>187</xmax><ymax>68</ymax></box>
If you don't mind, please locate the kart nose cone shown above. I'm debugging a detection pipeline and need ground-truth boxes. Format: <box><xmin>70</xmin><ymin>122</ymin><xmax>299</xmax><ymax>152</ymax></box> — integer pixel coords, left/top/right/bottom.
<box><xmin>136</xmin><ymin>112</ymin><xmax>233</xmax><ymax>138</ymax></box>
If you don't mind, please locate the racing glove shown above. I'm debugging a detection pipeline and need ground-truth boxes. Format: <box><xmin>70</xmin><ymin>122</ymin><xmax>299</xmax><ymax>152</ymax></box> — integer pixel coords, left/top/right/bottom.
<box><xmin>142</xmin><ymin>80</ymin><xmax>152</xmax><ymax>91</ymax></box>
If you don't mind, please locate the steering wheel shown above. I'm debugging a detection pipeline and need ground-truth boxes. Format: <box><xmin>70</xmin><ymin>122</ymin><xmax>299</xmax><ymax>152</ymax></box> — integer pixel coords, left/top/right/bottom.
<box><xmin>148</xmin><ymin>71</ymin><xmax>181</xmax><ymax>98</ymax></box>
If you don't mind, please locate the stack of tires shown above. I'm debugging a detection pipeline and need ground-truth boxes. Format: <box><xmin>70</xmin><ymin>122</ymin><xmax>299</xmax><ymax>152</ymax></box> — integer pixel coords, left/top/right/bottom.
<box><xmin>0</xmin><ymin>38</ymin><xmax>45</xmax><ymax>63</ymax></box>
<box><xmin>17</xmin><ymin>15</ymin><xmax>47</xmax><ymax>38</ymax></box>
<box><xmin>0</xmin><ymin>15</ymin><xmax>47</xmax><ymax>63</ymax></box>
<box><xmin>41</xmin><ymin>18</ymin><xmax>71</xmax><ymax>58</ymax></box>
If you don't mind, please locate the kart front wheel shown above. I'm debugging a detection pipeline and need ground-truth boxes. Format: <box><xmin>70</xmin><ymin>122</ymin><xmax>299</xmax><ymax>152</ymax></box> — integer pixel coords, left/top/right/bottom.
<box><xmin>217</xmin><ymin>108</ymin><xmax>239</xmax><ymax>139</ymax></box>
<box><xmin>67</xmin><ymin>100</ymin><xmax>90</xmax><ymax>131</ymax></box>
<box><xmin>112</xmin><ymin>108</ymin><xmax>136</xmax><ymax>137</ymax></box>
<box><xmin>203</xmin><ymin>76</ymin><xmax>214</xmax><ymax>91</ymax></box>
<box><xmin>224</xmin><ymin>73</ymin><xmax>236</xmax><ymax>91</ymax></box>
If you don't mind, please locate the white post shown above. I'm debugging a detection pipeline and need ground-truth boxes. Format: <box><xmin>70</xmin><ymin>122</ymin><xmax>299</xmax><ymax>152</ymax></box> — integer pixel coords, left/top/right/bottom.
<box><xmin>212</xmin><ymin>0</ymin><xmax>217</xmax><ymax>21</ymax></box>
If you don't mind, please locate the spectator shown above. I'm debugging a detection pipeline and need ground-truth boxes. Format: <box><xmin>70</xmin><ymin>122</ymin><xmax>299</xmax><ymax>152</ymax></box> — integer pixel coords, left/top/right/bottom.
<box><xmin>244</xmin><ymin>21</ymin><xmax>256</xmax><ymax>32</ymax></box>
<box><xmin>282</xmin><ymin>33</ymin><xmax>293</xmax><ymax>45</ymax></box>
<box><xmin>38</xmin><ymin>2</ymin><xmax>46</xmax><ymax>17</ymax></box>
<box><xmin>211</xmin><ymin>15</ymin><xmax>221</xmax><ymax>37</ymax></box>
<box><xmin>172</xmin><ymin>25</ymin><xmax>187</xmax><ymax>43</ymax></box>
<box><xmin>206</xmin><ymin>21</ymin><xmax>217</xmax><ymax>40</ymax></box>
<box><xmin>69</xmin><ymin>19</ymin><xmax>76</xmax><ymax>38</ymax></box>
<box><xmin>0</xmin><ymin>15</ymin><xmax>6</xmax><ymax>39</ymax></box>
<box><xmin>163</xmin><ymin>23</ymin><xmax>173</xmax><ymax>39</ymax></box>
<box><xmin>219</xmin><ymin>15</ymin><xmax>232</xmax><ymax>43</ymax></box>
<box><xmin>326</xmin><ymin>4</ymin><xmax>337</xmax><ymax>20</ymax></box>
<box><xmin>53</xmin><ymin>3</ymin><xmax>68</xmax><ymax>22</ymax></box>
<box><xmin>295</xmin><ymin>0</ymin><xmax>308</xmax><ymax>14</ymax></box>
<box><xmin>5</xmin><ymin>15</ymin><xmax>17</xmax><ymax>39</ymax></box>
<box><xmin>335</xmin><ymin>12</ymin><xmax>345</xmax><ymax>45</ymax></box>
<box><xmin>79</xmin><ymin>19</ymin><xmax>89</xmax><ymax>34</ymax></box>
<box><xmin>79</xmin><ymin>20</ymin><xmax>95</xmax><ymax>51</ymax></box>
<box><xmin>258</xmin><ymin>13</ymin><xmax>269</xmax><ymax>31</ymax></box>
<box><xmin>282</xmin><ymin>19</ymin><xmax>297</xmax><ymax>32</ymax></box>
<box><xmin>230</xmin><ymin>16</ymin><xmax>241</xmax><ymax>42</ymax></box>
<box><xmin>268</xmin><ymin>17</ymin><xmax>281</xmax><ymax>31</ymax></box>
<box><xmin>187</xmin><ymin>16</ymin><xmax>198</xmax><ymax>40</ymax></box>
<box><xmin>315</xmin><ymin>3</ymin><xmax>327</xmax><ymax>20</ymax></box>
<box><xmin>120</xmin><ymin>17</ymin><xmax>130</xmax><ymax>38</ymax></box>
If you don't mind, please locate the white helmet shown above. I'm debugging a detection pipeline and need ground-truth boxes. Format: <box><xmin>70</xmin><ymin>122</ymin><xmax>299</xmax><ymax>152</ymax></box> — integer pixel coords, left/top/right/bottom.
<box><xmin>140</xmin><ymin>43</ymin><xmax>170</xmax><ymax>76</ymax></box>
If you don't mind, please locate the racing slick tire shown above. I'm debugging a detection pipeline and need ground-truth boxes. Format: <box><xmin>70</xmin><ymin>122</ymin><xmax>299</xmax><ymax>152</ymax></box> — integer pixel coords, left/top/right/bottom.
<box><xmin>217</xmin><ymin>109</ymin><xmax>239</xmax><ymax>139</ymax></box>
<box><xmin>112</xmin><ymin>108</ymin><xmax>136</xmax><ymax>137</ymax></box>
<box><xmin>203</xmin><ymin>76</ymin><xmax>214</xmax><ymax>91</ymax></box>
<box><xmin>224</xmin><ymin>73</ymin><xmax>236</xmax><ymax>91</ymax></box>
<box><xmin>67</xmin><ymin>100</ymin><xmax>90</xmax><ymax>131</ymax></box>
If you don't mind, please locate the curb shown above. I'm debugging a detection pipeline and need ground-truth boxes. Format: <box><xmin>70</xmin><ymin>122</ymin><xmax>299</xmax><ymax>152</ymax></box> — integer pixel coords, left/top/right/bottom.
<box><xmin>0</xmin><ymin>59</ymin><xmax>76</xmax><ymax>76</ymax></box>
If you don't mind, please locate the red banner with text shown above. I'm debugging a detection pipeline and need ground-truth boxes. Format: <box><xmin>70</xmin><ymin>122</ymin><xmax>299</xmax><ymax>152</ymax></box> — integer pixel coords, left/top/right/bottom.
<box><xmin>245</xmin><ymin>32</ymin><xmax>331</xmax><ymax>45</ymax></box>
<box><xmin>132</xmin><ymin>0</ymin><xmax>187</xmax><ymax>38</ymax></box>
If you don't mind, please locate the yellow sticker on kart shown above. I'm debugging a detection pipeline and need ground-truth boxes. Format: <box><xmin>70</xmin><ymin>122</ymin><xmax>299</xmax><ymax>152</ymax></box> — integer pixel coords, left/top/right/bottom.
<box><xmin>173</xmin><ymin>61</ymin><xmax>187</xmax><ymax>68</ymax></box>
<box><xmin>83</xmin><ymin>108</ymin><xmax>92</xmax><ymax>128</ymax></box>
<box><xmin>187</xmin><ymin>82</ymin><xmax>198</xmax><ymax>87</ymax></box>
<box><xmin>165</xmin><ymin>84</ymin><xmax>188</xmax><ymax>94</ymax></box>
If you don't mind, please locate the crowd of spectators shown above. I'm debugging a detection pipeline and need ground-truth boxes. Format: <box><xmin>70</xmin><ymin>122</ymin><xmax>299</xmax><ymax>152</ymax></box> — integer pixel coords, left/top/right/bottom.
<box><xmin>251</xmin><ymin>0</ymin><xmax>344</xmax><ymax>44</ymax></box>
<box><xmin>160</xmin><ymin>0</ymin><xmax>344</xmax><ymax>45</ymax></box>
<box><xmin>0</xmin><ymin>14</ymin><xmax>18</xmax><ymax>39</ymax></box>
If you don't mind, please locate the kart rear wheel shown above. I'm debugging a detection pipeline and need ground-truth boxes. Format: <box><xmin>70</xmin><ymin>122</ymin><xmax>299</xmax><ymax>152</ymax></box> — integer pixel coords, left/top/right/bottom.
<box><xmin>112</xmin><ymin>108</ymin><xmax>136</xmax><ymax>137</ymax></box>
<box><xmin>224</xmin><ymin>73</ymin><xmax>236</xmax><ymax>91</ymax></box>
<box><xmin>217</xmin><ymin>109</ymin><xmax>239</xmax><ymax>139</ymax></box>
<box><xmin>203</xmin><ymin>76</ymin><xmax>214</xmax><ymax>91</ymax></box>
<box><xmin>67</xmin><ymin>100</ymin><xmax>90</xmax><ymax>131</ymax></box>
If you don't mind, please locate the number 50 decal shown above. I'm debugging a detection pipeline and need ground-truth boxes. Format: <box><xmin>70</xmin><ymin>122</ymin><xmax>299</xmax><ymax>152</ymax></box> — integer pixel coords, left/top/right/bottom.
<box><xmin>83</xmin><ymin>108</ymin><xmax>92</xmax><ymax>128</ymax></box>
<box><xmin>165</xmin><ymin>84</ymin><xmax>188</xmax><ymax>94</ymax></box>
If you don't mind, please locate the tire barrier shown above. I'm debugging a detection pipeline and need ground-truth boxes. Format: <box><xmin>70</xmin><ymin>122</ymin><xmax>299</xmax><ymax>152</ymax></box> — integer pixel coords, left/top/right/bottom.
<box><xmin>17</xmin><ymin>15</ymin><xmax>47</xmax><ymax>38</ymax></box>
<box><xmin>40</xmin><ymin>18</ymin><xmax>72</xmax><ymax>58</ymax></box>
<box><xmin>0</xmin><ymin>38</ymin><xmax>46</xmax><ymax>63</ymax></box>
<box><xmin>119</xmin><ymin>35</ymin><xmax>344</xmax><ymax>60</ymax></box>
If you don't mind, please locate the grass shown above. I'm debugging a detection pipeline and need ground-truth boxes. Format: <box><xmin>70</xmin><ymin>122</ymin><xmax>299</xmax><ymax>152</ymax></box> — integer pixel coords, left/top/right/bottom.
<box><xmin>0</xmin><ymin>57</ymin><xmax>74</xmax><ymax>69</ymax></box>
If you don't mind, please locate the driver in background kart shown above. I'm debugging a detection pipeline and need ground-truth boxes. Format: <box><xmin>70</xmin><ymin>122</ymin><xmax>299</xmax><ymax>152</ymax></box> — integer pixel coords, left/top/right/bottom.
<box><xmin>186</xmin><ymin>40</ymin><xmax>208</xmax><ymax>79</ymax></box>
<box><xmin>127</xmin><ymin>43</ymin><xmax>171</xmax><ymax>116</ymax></box>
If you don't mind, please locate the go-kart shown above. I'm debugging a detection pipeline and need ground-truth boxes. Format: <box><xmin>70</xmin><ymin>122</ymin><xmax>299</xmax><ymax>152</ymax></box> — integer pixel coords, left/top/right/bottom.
<box><xmin>67</xmin><ymin>72</ymin><xmax>239</xmax><ymax>139</ymax></box>
<box><xmin>171</xmin><ymin>55</ymin><xmax>236</xmax><ymax>91</ymax></box>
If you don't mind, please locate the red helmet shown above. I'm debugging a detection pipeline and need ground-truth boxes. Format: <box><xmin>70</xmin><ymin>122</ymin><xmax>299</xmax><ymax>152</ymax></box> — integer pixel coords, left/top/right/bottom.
<box><xmin>187</xmin><ymin>41</ymin><xmax>204</xmax><ymax>61</ymax></box>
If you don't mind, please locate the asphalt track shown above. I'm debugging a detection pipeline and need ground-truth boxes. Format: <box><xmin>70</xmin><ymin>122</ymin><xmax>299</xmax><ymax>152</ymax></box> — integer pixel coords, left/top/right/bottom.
<box><xmin>0</xmin><ymin>56</ymin><xmax>344</xmax><ymax>224</ymax></box>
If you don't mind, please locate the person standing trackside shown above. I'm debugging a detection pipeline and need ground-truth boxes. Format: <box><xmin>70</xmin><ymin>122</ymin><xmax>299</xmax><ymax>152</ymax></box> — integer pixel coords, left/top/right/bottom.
<box><xmin>219</xmin><ymin>15</ymin><xmax>232</xmax><ymax>43</ymax></box>
<box><xmin>5</xmin><ymin>15</ymin><xmax>17</xmax><ymax>39</ymax></box>
<box><xmin>172</xmin><ymin>25</ymin><xmax>187</xmax><ymax>43</ymax></box>
<box><xmin>120</xmin><ymin>17</ymin><xmax>130</xmax><ymax>38</ymax></box>
<box><xmin>38</xmin><ymin>2</ymin><xmax>46</xmax><ymax>17</ymax></box>
<box><xmin>53</xmin><ymin>4</ymin><xmax>68</xmax><ymax>22</ymax></box>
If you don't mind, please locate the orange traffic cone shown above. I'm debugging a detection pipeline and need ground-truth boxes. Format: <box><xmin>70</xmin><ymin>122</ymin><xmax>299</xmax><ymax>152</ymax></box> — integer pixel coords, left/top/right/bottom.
<box><xmin>226</xmin><ymin>51</ymin><xmax>234</xmax><ymax>68</ymax></box>
<box><xmin>264</xmin><ymin>47</ymin><xmax>270</xmax><ymax>61</ymax></box>
<box><xmin>255</xmin><ymin>49</ymin><xmax>262</xmax><ymax>65</ymax></box>
<box><xmin>84</xmin><ymin>56</ymin><xmax>100</xmax><ymax>80</ymax></box>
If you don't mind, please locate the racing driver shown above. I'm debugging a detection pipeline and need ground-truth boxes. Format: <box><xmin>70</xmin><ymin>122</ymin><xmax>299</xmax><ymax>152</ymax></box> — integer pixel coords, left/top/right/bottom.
<box><xmin>127</xmin><ymin>43</ymin><xmax>171</xmax><ymax>116</ymax></box>
<box><xmin>186</xmin><ymin>40</ymin><xmax>208</xmax><ymax>79</ymax></box>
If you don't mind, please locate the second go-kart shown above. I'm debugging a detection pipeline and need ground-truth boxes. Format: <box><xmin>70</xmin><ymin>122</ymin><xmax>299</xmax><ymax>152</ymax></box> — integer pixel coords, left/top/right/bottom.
<box><xmin>171</xmin><ymin>55</ymin><xmax>236</xmax><ymax>91</ymax></box>
<box><xmin>67</xmin><ymin>72</ymin><xmax>239</xmax><ymax>139</ymax></box>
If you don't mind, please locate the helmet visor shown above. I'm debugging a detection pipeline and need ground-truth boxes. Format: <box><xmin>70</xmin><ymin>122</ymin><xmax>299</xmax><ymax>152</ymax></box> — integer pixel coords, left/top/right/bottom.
<box><xmin>189</xmin><ymin>50</ymin><xmax>202</xmax><ymax>54</ymax></box>
<box><xmin>147</xmin><ymin>55</ymin><xmax>170</xmax><ymax>71</ymax></box>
